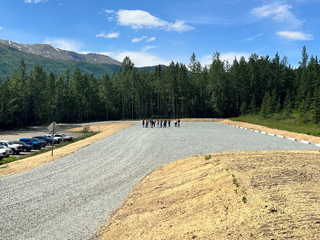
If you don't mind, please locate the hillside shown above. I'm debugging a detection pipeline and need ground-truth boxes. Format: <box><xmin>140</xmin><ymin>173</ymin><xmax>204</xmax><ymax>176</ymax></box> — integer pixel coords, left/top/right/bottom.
<box><xmin>0</xmin><ymin>42</ymin><xmax>121</xmax><ymax>78</ymax></box>
<box><xmin>0</xmin><ymin>39</ymin><xmax>121</xmax><ymax>65</ymax></box>
<box><xmin>0</xmin><ymin>42</ymin><xmax>162</xmax><ymax>78</ymax></box>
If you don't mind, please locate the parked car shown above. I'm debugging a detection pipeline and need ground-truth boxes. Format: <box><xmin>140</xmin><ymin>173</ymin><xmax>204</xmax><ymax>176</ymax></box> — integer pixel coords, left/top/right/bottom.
<box><xmin>55</xmin><ymin>134</ymin><xmax>73</xmax><ymax>142</ymax></box>
<box><xmin>0</xmin><ymin>140</ymin><xmax>23</xmax><ymax>154</ymax></box>
<box><xmin>44</xmin><ymin>134</ymin><xmax>61</xmax><ymax>144</ymax></box>
<box><xmin>33</xmin><ymin>136</ymin><xmax>57</xmax><ymax>145</ymax></box>
<box><xmin>0</xmin><ymin>144</ymin><xmax>13</xmax><ymax>157</ymax></box>
<box><xmin>0</xmin><ymin>145</ymin><xmax>8</xmax><ymax>160</ymax></box>
<box><xmin>52</xmin><ymin>134</ymin><xmax>64</xmax><ymax>143</ymax></box>
<box><xmin>12</xmin><ymin>141</ymin><xmax>33</xmax><ymax>152</ymax></box>
<box><xmin>19</xmin><ymin>138</ymin><xmax>41</xmax><ymax>150</ymax></box>
<box><xmin>30</xmin><ymin>138</ymin><xmax>47</xmax><ymax>148</ymax></box>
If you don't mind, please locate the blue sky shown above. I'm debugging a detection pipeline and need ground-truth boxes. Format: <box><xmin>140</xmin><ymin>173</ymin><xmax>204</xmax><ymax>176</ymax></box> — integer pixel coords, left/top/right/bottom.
<box><xmin>0</xmin><ymin>0</ymin><xmax>318</xmax><ymax>67</ymax></box>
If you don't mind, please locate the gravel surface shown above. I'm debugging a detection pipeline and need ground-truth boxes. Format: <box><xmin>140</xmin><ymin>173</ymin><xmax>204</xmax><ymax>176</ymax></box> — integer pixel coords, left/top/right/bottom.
<box><xmin>0</xmin><ymin>122</ymin><xmax>319</xmax><ymax>240</ymax></box>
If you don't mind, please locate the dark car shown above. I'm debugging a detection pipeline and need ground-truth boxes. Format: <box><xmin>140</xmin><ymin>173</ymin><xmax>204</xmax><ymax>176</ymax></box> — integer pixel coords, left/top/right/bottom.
<box><xmin>46</xmin><ymin>135</ymin><xmax>59</xmax><ymax>144</ymax></box>
<box><xmin>33</xmin><ymin>136</ymin><xmax>57</xmax><ymax>145</ymax></box>
<box><xmin>19</xmin><ymin>138</ymin><xmax>41</xmax><ymax>150</ymax></box>
<box><xmin>12</xmin><ymin>141</ymin><xmax>33</xmax><ymax>152</ymax></box>
<box><xmin>30</xmin><ymin>138</ymin><xmax>47</xmax><ymax>148</ymax></box>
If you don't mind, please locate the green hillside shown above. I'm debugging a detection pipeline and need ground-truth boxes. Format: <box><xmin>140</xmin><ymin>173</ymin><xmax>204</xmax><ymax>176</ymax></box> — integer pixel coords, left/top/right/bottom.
<box><xmin>0</xmin><ymin>43</ymin><xmax>162</xmax><ymax>78</ymax></box>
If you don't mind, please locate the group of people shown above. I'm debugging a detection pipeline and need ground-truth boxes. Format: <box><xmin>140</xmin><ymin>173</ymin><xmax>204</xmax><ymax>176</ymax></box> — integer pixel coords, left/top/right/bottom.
<box><xmin>142</xmin><ymin>118</ymin><xmax>180</xmax><ymax>128</ymax></box>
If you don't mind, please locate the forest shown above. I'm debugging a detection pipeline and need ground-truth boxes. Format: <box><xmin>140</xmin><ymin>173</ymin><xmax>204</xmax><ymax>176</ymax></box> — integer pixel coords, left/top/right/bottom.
<box><xmin>1</xmin><ymin>46</ymin><xmax>320</xmax><ymax>129</ymax></box>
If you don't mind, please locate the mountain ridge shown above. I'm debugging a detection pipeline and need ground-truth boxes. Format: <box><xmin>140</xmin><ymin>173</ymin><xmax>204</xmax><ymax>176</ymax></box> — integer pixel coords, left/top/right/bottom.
<box><xmin>0</xmin><ymin>39</ymin><xmax>122</xmax><ymax>66</ymax></box>
<box><xmin>0</xmin><ymin>41</ymin><xmax>165</xmax><ymax>79</ymax></box>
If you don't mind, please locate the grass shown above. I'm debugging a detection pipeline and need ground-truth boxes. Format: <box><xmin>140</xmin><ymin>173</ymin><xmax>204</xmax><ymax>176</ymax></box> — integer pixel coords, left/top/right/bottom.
<box><xmin>0</xmin><ymin>132</ymin><xmax>97</xmax><ymax>165</ymax></box>
<box><xmin>0</xmin><ymin>157</ymin><xmax>17</xmax><ymax>165</ymax></box>
<box><xmin>229</xmin><ymin>113</ymin><xmax>320</xmax><ymax>137</ymax></box>
<box><xmin>204</xmin><ymin>155</ymin><xmax>211</xmax><ymax>160</ymax></box>
<box><xmin>242</xmin><ymin>196</ymin><xmax>247</xmax><ymax>204</ymax></box>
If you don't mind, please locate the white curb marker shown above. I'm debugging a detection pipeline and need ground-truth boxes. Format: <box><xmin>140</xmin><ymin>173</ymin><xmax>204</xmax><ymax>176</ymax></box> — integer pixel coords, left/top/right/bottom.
<box><xmin>288</xmin><ymin>137</ymin><xmax>297</xmax><ymax>141</ymax></box>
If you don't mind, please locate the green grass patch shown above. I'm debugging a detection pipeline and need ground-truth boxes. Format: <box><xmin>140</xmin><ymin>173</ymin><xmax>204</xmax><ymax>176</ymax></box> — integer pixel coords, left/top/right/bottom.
<box><xmin>0</xmin><ymin>132</ymin><xmax>97</xmax><ymax>165</ymax></box>
<box><xmin>0</xmin><ymin>157</ymin><xmax>17</xmax><ymax>165</ymax></box>
<box><xmin>229</xmin><ymin>114</ymin><xmax>320</xmax><ymax>137</ymax></box>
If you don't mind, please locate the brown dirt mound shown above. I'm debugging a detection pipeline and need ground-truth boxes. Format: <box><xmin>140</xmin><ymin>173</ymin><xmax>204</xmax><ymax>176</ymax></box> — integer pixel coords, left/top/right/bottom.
<box><xmin>94</xmin><ymin>150</ymin><xmax>320</xmax><ymax>240</ymax></box>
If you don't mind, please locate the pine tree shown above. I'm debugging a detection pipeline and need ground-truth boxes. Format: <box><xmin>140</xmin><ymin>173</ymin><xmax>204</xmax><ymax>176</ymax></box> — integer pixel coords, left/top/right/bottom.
<box><xmin>240</xmin><ymin>101</ymin><xmax>247</xmax><ymax>116</ymax></box>
<box><xmin>248</xmin><ymin>94</ymin><xmax>257</xmax><ymax>115</ymax></box>
<box><xmin>311</xmin><ymin>87</ymin><xmax>320</xmax><ymax>123</ymax></box>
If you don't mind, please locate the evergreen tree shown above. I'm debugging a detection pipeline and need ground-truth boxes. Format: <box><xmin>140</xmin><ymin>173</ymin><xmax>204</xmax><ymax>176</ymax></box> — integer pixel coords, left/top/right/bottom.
<box><xmin>311</xmin><ymin>87</ymin><xmax>320</xmax><ymax>123</ymax></box>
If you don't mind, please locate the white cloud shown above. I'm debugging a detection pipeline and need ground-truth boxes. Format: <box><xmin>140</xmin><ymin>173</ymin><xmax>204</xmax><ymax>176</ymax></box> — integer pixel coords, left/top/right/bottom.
<box><xmin>106</xmin><ymin>46</ymin><xmax>169</xmax><ymax>67</ymax></box>
<box><xmin>24</xmin><ymin>0</ymin><xmax>48</xmax><ymax>3</ymax></box>
<box><xmin>112</xmin><ymin>51</ymin><xmax>170</xmax><ymax>67</ymax></box>
<box><xmin>166</xmin><ymin>20</ymin><xmax>195</xmax><ymax>33</ymax></box>
<box><xmin>96</xmin><ymin>32</ymin><xmax>120</xmax><ymax>38</ymax></box>
<box><xmin>116</xmin><ymin>10</ymin><xmax>194</xmax><ymax>33</ymax></box>
<box><xmin>99</xmin><ymin>52</ymin><xmax>113</xmax><ymax>56</ymax></box>
<box><xmin>200</xmin><ymin>52</ymin><xmax>251</xmax><ymax>66</ymax></box>
<box><xmin>142</xmin><ymin>45</ymin><xmax>156</xmax><ymax>51</ymax></box>
<box><xmin>277</xmin><ymin>31</ymin><xmax>314</xmax><ymax>40</ymax></box>
<box><xmin>245</xmin><ymin>34</ymin><xmax>263</xmax><ymax>41</ymax></box>
<box><xmin>0</xmin><ymin>26</ymin><xmax>4</xmax><ymax>30</ymax></box>
<box><xmin>43</xmin><ymin>38</ymin><xmax>83</xmax><ymax>52</ymax></box>
<box><xmin>146</xmin><ymin>37</ymin><xmax>156</xmax><ymax>42</ymax></box>
<box><xmin>132</xmin><ymin>36</ymin><xmax>148</xmax><ymax>43</ymax></box>
<box><xmin>104</xmin><ymin>9</ymin><xmax>116</xmax><ymax>14</ymax></box>
<box><xmin>251</xmin><ymin>3</ymin><xmax>304</xmax><ymax>29</ymax></box>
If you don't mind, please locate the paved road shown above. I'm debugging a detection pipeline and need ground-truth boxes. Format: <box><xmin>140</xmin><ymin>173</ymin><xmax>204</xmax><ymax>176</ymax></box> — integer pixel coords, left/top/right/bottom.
<box><xmin>0</xmin><ymin>122</ymin><xmax>318</xmax><ymax>240</ymax></box>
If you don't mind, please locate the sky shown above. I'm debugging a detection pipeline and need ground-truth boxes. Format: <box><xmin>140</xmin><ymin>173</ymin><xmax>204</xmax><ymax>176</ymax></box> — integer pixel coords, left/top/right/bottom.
<box><xmin>0</xmin><ymin>0</ymin><xmax>319</xmax><ymax>67</ymax></box>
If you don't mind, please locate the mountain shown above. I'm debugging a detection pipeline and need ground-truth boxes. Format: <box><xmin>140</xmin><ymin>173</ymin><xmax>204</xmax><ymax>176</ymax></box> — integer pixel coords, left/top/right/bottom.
<box><xmin>0</xmin><ymin>41</ymin><xmax>166</xmax><ymax>79</ymax></box>
<box><xmin>0</xmin><ymin>39</ymin><xmax>121</xmax><ymax>66</ymax></box>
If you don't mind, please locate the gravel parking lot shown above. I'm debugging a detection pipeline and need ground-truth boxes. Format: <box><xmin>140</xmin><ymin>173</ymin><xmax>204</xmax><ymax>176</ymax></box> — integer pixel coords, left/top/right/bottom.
<box><xmin>0</xmin><ymin>125</ymin><xmax>82</xmax><ymax>158</ymax></box>
<box><xmin>0</xmin><ymin>122</ymin><xmax>319</xmax><ymax>240</ymax></box>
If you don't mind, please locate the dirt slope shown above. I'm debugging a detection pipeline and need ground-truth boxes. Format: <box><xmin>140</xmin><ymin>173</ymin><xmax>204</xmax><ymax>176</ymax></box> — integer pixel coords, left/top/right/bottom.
<box><xmin>94</xmin><ymin>150</ymin><xmax>320</xmax><ymax>240</ymax></box>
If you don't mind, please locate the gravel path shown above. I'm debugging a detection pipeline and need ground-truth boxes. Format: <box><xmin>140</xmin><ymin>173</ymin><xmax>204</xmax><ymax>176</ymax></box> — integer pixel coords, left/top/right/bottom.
<box><xmin>0</xmin><ymin>122</ymin><xmax>319</xmax><ymax>240</ymax></box>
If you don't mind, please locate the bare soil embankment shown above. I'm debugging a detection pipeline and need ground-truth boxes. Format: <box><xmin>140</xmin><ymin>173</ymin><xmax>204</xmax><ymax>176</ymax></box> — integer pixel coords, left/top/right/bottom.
<box><xmin>0</xmin><ymin>122</ymin><xmax>135</xmax><ymax>178</ymax></box>
<box><xmin>94</xmin><ymin>119</ymin><xmax>320</xmax><ymax>239</ymax></box>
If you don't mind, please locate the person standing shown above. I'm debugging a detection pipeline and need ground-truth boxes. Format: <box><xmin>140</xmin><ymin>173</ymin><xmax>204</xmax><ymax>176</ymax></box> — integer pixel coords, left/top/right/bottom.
<box><xmin>160</xmin><ymin>118</ymin><xmax>163</xmax><ymax>128</ymax></box>
<box><xmin>142</xmin><ymin>119</ymin><xmax>145</xmax><ymax>128</ymax></box>
<box><xmin>168</xmin><ymin>119</ymin><xmax>171</xmax><ymax>127</ymax></box>
<box><xmin>174</xmin><ymin>119</ymin><xmax>177</xmax><ymax>127</ymax></box>
<box><xmin>157</xmin><ymin>119</ymin><xmax>159</xmax><ymax>128</ymax></box>
<box><xmin>178</xmin><ymin>119</ymin><xmax>180</xmax><ymax>127</ymax></box>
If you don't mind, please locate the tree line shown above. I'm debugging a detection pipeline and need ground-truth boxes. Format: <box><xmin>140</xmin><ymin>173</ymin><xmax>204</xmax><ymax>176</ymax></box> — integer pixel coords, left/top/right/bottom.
<box><xmin>1</xmin><ymin>46</ymin><xmax>319</xmax><ymax>129</ymax></box>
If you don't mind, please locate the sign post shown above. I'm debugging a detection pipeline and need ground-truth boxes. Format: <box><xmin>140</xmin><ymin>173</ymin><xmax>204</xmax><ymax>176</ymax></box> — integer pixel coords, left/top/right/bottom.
<box><xmin>47</xmin><ymin>121</ymin><xmax>60</xmax><ymax>156</ymax></box>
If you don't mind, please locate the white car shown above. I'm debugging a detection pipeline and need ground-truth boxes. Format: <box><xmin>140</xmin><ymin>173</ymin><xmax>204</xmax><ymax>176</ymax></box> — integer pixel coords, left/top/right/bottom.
<box><xmin>0</xmin><ymin>144</ymin><xmax>13</xmax><ymax>157</ymax></box>
<box><xmin>0</xmin><ymin>140</ymin><xmax>22</xmax><ymax>154</ymax></box>
<box><xmin>54</xmin><ymin>134</ymin><xmax>73</xmax><ymax>142</ymax></box>
<box><xmin>0</xmin><ymin>145</ymin><xmax>8</xmax><ymax>160</ymax></box>
<box><xmin>53</xmin><ymin>134</ymin><xmax>64</xmax><ymax>143</ymax></box>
